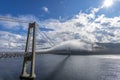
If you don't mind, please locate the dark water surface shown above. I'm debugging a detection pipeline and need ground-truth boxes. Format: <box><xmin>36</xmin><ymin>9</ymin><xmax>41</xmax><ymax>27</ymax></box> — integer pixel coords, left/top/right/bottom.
<box><xmin>0</xmin><ymin>54</ymin><xmax>120</xmax><ymax>80</ymax></box>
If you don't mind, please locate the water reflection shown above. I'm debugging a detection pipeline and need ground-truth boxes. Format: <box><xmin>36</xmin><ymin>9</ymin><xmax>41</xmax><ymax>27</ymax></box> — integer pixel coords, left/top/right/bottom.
<box><xmin>99</xmin><ymin>59</ymin><xmax>120</xmax><ymax>80</ymax></box>
<box><xmin>0</xmin><ymin>54</ymin><xmax>120</xmax><ymax>80</ymax></box>
<box><xmin>45</xmin><ymin>55</ymin><xmax>70</xmax><ymax>80</ymax></box>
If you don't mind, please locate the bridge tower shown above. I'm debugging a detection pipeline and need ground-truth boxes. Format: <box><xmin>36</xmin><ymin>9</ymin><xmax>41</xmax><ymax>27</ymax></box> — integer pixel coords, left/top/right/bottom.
<box><xmin>20</xmin><ymin>22</ymin><xmax>36</xmax><ymax>80</ymax></box>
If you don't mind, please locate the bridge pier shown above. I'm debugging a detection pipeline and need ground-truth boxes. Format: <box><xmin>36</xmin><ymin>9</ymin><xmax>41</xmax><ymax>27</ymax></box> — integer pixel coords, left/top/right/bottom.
<box><xmin>20</xmin><ymin>22</ymin><xmax>36</xmax><ymax>80</ymax></box>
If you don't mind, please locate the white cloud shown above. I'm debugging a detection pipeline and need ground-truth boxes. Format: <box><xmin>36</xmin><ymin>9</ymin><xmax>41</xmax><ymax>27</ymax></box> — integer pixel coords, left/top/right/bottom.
<box><xmin>1</xmin><ymin>7</ymin><xmax>120</xmax><ymax>50</ymax></box>
<box><xmin>39</xmin><ymin>8</ymin><xmax>120</xmax><ymax>43</ymax></box>
<box><xmin>42</xmin><ymin>6</ymin><xmax>49</xmax><ymax>13</ymax></box>
<box><xmin>0</xmin><ymin>15</ymin><xmax>37</xmax><ymax>30</ymax></box>
<box><xmin>0</xmin><ymin>31</ymin><xmax>26</xmax><ymax>51</ymax></box>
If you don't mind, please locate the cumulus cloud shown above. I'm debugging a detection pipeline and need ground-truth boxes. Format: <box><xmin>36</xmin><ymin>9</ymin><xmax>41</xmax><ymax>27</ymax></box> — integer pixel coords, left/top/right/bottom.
<box><xmin>39</xmin><ymin>7</ymin><xmax>120</xmax><ymax>43</ymax></box>
<box><xmin>42</xmin><ymin>6</ymin><xmax>49</xmax><ymax>13</ymax></box>
<box><xmin>0</xmin><ymin>15</ymin><xmax>38</xmax><ymax>30</ymax></box>
<box><xmin>0</xmin><ymin>31</ymin><xmax>26</xmax><ymax>51</ymax></box>
<box><xmin>0</xmin><ymin>7</ymin><xmax>120</xmax><ymax>50</ymax></box>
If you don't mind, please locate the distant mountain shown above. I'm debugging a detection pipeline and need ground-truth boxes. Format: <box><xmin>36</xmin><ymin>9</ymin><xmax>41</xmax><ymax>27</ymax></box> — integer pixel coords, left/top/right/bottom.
<box><xmin>94</xmin><ymin>42</ymin><xmax>120</xmax><ymax>49</ymax></box>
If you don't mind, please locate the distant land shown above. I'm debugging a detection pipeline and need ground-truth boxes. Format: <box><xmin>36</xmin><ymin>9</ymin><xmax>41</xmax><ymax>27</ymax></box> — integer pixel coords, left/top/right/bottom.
<box><xmin>1</xmin><ymin>40</ymin><xmax>120</xmax><ymax>56</ymax></box>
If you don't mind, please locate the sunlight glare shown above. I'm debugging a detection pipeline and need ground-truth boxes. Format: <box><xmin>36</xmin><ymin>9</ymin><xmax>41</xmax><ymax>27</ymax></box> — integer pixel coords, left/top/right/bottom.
<box><xmin>103</xmin><ymin>0</ymin><xmax>113</xmax><ymax>8</ymax></box>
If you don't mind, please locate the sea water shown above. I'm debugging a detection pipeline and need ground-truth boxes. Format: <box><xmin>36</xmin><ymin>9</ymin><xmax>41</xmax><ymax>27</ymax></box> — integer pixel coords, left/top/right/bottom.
<box><xmin>0</xmin><ymin>54</ymin><xmax>120</xmax><ymax>80</ymax></box>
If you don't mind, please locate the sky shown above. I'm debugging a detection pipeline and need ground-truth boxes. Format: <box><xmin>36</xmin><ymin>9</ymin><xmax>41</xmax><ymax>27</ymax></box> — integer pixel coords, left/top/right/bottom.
<box><xmin>0</xmin><ymin>0</ymin><xmax>120</xmax><ymax>19</ymax></box>
<box><xmin>0</xmin><ymin>0</ymin><xmax>120</xmax><ymax>49</ymax></box>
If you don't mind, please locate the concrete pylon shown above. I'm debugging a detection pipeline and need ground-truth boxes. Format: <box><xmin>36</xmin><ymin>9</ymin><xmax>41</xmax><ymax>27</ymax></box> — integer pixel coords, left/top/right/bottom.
<box><xmin>20</xmin><ymin>22</ymin><xmax>36</xmax><ymax>80</ymax></box>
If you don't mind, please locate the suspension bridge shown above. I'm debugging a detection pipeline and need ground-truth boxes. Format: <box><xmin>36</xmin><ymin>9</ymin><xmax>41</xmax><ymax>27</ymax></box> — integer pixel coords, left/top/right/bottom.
<box><xmin>0</xmin><ymin>16</ymin><xmax>101</xmax><ymax>80</ymax></box>
<box><xmin>0</xmin><ymin>16</ymin><xmax>58</xmax><ymax>80</ymax></box>
<box><xmin>0</xmin><ymin>16</ymin><xmax>92</xmax><ymax>80</ymax></box>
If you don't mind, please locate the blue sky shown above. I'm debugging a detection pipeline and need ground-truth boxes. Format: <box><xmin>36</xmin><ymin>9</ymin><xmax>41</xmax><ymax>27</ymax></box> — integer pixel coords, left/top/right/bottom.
<box><xmin>0</xmin><ymin>0</ymin><xmax>120</xmax><ymax>19</ymax></box>
<box><xmin>0</xmin><ymin>0</ymin><xmax>120</xmax><ymax>48</ymax></box>
<box><xmin>0</xmin><ymin>0</ymin><xmax>96</xmax><ymax>19</ymax></box>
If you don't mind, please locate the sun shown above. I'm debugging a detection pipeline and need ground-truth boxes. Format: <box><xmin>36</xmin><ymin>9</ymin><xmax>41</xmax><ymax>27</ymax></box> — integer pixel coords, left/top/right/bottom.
<box><xmin>103</xmin><ymin>0</ymin><xmax>113</xmax><ymax>8</ymax></box>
